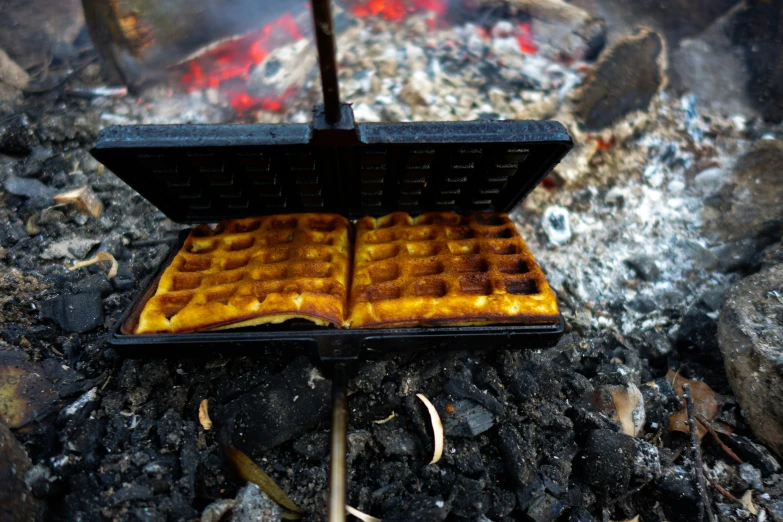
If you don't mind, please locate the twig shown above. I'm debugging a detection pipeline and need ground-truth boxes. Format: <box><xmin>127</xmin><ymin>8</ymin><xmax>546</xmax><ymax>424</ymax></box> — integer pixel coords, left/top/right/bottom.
<box><xmin>704</xmin><ymin>472</ymin><xmax>741</xmax><ymax>504</ymax></box>
<box><xmin>683</xmin><ymin>383</ymin><xmax>715</xmax><ymax>522</ymax></box>
<box><xmin>695</xmin><ymin>413</ymin><xmax>743</xmax><ymax>464</ymax></box>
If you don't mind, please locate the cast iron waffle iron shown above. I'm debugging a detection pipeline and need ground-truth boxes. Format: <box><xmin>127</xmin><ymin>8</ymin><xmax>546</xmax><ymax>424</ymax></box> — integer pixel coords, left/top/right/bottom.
<box><xmin>89</xmin><ymin>0</ymin><xmax>573</xmax><ymax>519</ymax></box>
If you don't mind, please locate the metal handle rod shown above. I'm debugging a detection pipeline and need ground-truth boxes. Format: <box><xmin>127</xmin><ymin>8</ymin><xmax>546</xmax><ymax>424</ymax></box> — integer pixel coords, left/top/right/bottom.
<box><xmin>328</xmin><ymin>362</ymin><xmax>348</xmax><ymax>522</ymax></box>
<box><xmin>311</xmin><ymin>0</ymin><xmax>342</xmax><ymax>123</ymax></box>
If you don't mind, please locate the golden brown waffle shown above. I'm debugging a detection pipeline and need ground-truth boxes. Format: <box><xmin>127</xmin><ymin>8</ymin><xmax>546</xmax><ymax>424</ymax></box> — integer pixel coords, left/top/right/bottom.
<box><xmin>347</xmin><ymin>212</ymin><xmax>560</xmax><ymax>328</ymax></box>
<box><xmin>135</xmin><ymin>214</ymin><xmax>351</xmax><ymax>333</ymax></box>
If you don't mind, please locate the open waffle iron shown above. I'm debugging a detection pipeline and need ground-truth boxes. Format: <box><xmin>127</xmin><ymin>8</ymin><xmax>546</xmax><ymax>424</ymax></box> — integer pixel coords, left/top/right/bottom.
<box><xmin>90</xmin><ymin>0</ymin><xmax>573</xmax><ymax>519</ymax></box>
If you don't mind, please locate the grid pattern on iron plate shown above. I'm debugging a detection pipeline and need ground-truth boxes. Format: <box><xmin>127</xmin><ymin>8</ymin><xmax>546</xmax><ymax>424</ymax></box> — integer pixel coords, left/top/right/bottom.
<box><xmin>355</xmin><ymin>145</ymin><xmax>530</xmax><ymax>212</ymax></box>
<box><xmin>135</xmin><ymin>148</ymin><xmax>327</xmax><ymax>216</ymax></box>
<box><xmin>348</xmin><ymin>212</ymin><xmax>560</xmax><ymax>328</ymax></box>
<box><xmin>136</xmin><ymin>214</ymin><xmax>350</xmax><ymax>333</ymax></box>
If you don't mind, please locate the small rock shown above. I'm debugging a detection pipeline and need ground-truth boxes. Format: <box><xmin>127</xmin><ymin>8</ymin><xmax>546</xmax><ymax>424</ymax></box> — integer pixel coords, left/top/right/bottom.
<box><xmin>399</xmin><ymin>70</ymin><xmax>433</xmax><ymax>107</ymax></box>
<box><xmin>40</xmin><ymin>238</ymin><xmax>100</xmax><ymax>260</ymax></box>
<box><xmin>231</xmin><ymin>483</ymin><xmax>281</xmax><ymax>522</ymax></box>
<box><xmin>0</xmin><ymin>48</ymin><xmax>30</xmax><ymax>89</ymax></box>
<box><xmin>575</xmin><ymin>28</ymin><xmax>666</xmax><ymax>130</ymax></box>
<box><xmin>542</xmin><ymin>206</ymin><xmax>572</xmax><ymax>246</ymax></box>
<box><xmin>4</xmin><ymin>176</ymin><xmax>55</xmax><ymax>201</ymax></box>
<box><xmin>111</xmin><ymin>484</ymin><xmax>153</xmax><ymax>506</ymax></box>
<box><xmin>39</xmin><ymin>292</ymin><xmax>104</xmax><ymax>333</ymax></box>
<box><xmin>352</xmin><ymin>103</ymin><xmax>382</xmax><ymax>123</ymax></box>
<box><xmin>761</xmin><ymin>241</ymin><xmax>783</xmax><ymax>270</ymax></box>
<box><xmin>692</xmin><ymin>167</ymin><xmax>728</xmax><ymax>195</ymax></box>
<box><xmin>677</xmin><ymin>307</ymin><xmax>719</xmax><ymax>354</ymax></box>
<box><xmin>0</xmin><ymin>420</ymin><xmax>45</xmax><ymax>521</ymax></box>
<box><xmin>706</xmin><ymin>139</ymin><xmax>783</xmax><ymax>242</ymax></box>
<box><xmin>718</xmin><ymin>264</ymin><xmax>783</xmax><ymax>456</ymax></box>
<box><xmin>526</xmin><ymin>493</ymin><xmax>565</xmax><ymax>522</ymax></box>
<box><xmin>713</xmin><ymin>238</ymin><xmax>760</xmax><ymax>273</ymax></box>
<box><xmin>738</xmin><ymin>463</ymin><xmax>763</xmax><ymax>491</ymax></box>
<box><xmin>293</xmin><ymin>431</ymin><xmax>330</xmax><ymax>460</ymax></box>
<box><xmin>625</xmin><ymin>255</ymin><xmax>661</xmax><ymax>282</ymax></box>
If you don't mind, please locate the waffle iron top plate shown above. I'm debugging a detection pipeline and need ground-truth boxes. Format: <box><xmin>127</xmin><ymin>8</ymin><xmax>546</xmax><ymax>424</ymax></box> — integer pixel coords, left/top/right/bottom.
<box><xmin>91</xmin><ymin>106</ymin><xmax>572</xmax><ymax>222</ymax></box>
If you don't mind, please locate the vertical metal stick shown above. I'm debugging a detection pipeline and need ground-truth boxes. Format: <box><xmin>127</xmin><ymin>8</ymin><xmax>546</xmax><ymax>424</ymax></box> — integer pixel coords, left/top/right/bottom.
<box><xmin>311</xmin><ymin>0</ymin><xmax>342</xmax><ymax>123</ymax></box>
<box><xmin>328</xmin><ymin>362</ymin><xmax>348</xmax><ymax>522</ymax></box>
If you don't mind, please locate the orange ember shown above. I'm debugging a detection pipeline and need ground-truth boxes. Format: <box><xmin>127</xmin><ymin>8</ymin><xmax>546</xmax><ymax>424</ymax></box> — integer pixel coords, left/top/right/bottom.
<box><xmin>515</xmin><ymin>22</ymin><xmax>537</xmax><ymax>54</ymax></box>
<box><xmin>350</xmin><ymin>0</ymin><xmax>446</xmax><ymax>20</ymax></box>
<box><xmin>180</xmin><ymin>13</ymin><xmax>303</xmax><ymax>114</ymax></box>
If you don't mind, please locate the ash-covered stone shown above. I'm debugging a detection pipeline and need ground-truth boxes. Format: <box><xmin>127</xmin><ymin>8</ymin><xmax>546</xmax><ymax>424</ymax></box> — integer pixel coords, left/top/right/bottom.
<box><xmin>578</xmin><ymin>429</ymin><xmax>660</xmax><ymax>494</ymax></box>
<box><xmin>231</xmin><ymin>483</ymin><xmax>282</xmax><ymax>522</ymax></box>
<box><xmin>719</xmin><ymin>264</ymin><xmax>783</xmax><ymax>457</ymax></box>
<box><xmin>575</xmin><ymin>28</ymin><xmax>666</xmax><ymax>130</ymax></box>
<box><xmin>705</xmin><ymin>139</ymin><xmax>783</xmax><ymax>244</ymax></box>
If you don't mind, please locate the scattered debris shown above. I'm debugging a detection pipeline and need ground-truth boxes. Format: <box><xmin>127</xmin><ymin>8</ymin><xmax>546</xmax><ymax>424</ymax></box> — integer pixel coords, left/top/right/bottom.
<box><xmin>199</xmin><ymin>399</ymin><xmax>212</xmax><ymax>431</ymax></box>
<box><xmin>372</xmin><ymin>411</ymin><xmax>397</xmax><ymax>424</ymax></box>
<box><xmin>68</xmin><ymin>251</ymin><xmax>119</xmax><ymax>278</ymax></box>
<box><xmin>416</xmin><ymin>393</ymin><xmax>444</xmax><ymax>465</ymax></box>
<box><xmin>54</xmin><ymin>186</ymin><xmax>104</xmax><ymax>218</ymax></box>
<box><xmin>667</xmin><ymin>370</ymin><xmax>719</xmax><ymax>440</ymax></box>
<box><xmin>683</xmin><ymin>383</ymin><xmax>716</xmax><ymax>522</ymax></box>
<box><xmin>346</xmin><ymin>505</ymin><xmax>382</xmax><ymax>522</ymax></box>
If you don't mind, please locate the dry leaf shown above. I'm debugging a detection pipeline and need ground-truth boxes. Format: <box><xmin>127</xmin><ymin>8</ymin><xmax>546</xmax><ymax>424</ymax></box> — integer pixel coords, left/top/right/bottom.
<box><xmin>666</xmin><ymin>370</ymin><xmax>718</xmax><ymax>439</ymax></box>
<box><xmin>54</xmin><ymin>186</ymin><xmax>104</xmax><ymax>217</ymax></box>
<box><xmin>69</xmin><ymin>252</ymin><xmax>119</xmax><ymax>278</ymax></box>
<box><xmin>225</xmin><ymin>445</ymin><xmax>303</xmax><ymax>518</ymax></box>
<box><xmin>346</xmin><ymin>505</ymin><xmax>382</xmax><ymax>522</ymax></box>
<box><xmin>741</xmin><ymin>490</ymin><xmax>757</xmax><ymax>515</ymax></box>
<box><xmin>416</xmin><ymin>394</ymin><xmax>444</xmax><ymax>465</ymax></box>
<box><xmin>198</xmin><ymin>399</ymin><xmax>212</xmax><ymax>431</ymax></box>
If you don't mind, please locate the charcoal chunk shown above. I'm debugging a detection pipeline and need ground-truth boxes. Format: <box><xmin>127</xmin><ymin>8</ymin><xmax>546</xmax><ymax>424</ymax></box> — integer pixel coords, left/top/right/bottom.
<box><xmin>576</xmin><ymin>28</ymin><xmax>665</xmax><ymax>130</ymax></box>
<box><xmin>39</xmin><ymin>292</ymin><xmax>104</xmax><ymax>333</ymax></box>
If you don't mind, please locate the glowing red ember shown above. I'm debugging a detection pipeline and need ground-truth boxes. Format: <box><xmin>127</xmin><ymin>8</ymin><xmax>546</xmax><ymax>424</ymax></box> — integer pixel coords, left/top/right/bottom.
<box><xmin>180</xmin><ymin>12</ymin><xmax>304</xmax><ymax>114</ymax></box>
<box><xmin>515</xmin><ymin>22</ymin><xmax>538</xmax><ymax>54</ymax></box>
<box><xmin>350</xmin><ymin>0</ymin><xmax>446</xmax><ymax>20</ymax></box>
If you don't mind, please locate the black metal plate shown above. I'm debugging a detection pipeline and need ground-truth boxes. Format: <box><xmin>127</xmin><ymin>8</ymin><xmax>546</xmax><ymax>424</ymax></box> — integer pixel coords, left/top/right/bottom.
<box><xmin>91</xmin><ymin>109</ymin><xmax>572</xmax><ymax>222</ymax></box>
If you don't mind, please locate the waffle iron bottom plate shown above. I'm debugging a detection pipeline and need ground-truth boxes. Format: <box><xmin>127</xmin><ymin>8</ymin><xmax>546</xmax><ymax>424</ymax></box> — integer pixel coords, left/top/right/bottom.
<box><xmin>111</xmin><ymin>231</ymin><xmax>564</xmax><ymax>360</ymax></box>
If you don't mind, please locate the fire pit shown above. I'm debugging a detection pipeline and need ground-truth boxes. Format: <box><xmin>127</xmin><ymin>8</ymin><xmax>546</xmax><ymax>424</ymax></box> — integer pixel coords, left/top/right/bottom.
<box><xmin>1</xmin><ymin>0</ymin><xmax>783</xmax><ymax>521</ymax></box>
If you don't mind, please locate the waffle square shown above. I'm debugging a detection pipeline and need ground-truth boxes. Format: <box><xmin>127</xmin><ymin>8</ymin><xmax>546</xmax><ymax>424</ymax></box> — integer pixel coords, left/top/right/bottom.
<box><xmin>135</xmin><ymin>214</ymin><xmax>351</xmax><ymax>333</ymax></box>
<box><xmin>347</xmin><ymin>212</ymin><xmax>560</xmax><ymax>328</ymax></box>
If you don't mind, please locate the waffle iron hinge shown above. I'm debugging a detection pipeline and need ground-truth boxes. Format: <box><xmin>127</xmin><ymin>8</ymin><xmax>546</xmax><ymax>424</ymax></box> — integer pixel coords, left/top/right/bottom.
<box><xmin>315</xmin><ymin>333</ymin><xmax>363</xmax><ymax>362</ymax></box>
